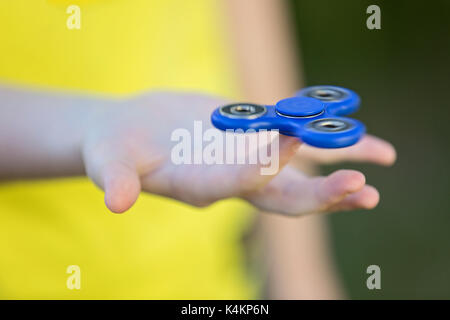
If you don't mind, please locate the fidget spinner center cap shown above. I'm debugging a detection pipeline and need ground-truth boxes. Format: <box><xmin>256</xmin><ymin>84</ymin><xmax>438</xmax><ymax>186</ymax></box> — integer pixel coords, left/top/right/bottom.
<box><xmin>275</xmin><ymin>97</ymin><xmax>324</xmax><ymax>118</ymax></box>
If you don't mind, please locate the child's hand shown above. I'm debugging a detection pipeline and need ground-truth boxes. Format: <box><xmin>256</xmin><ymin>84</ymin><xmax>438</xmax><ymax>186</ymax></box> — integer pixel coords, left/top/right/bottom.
<box><xmin>82</xmin><ymin>92</ymin><xmax>396</xmax><ymax>215</ymax></box>
<box><xmin>248</xmin><ymin>135</ymin><xmax>396</xmax><ymax>215</ymax></box>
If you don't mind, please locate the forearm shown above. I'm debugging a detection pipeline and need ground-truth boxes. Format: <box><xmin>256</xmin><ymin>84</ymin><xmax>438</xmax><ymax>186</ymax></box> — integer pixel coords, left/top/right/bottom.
<box><xmin>260</xmin><ymin>214</ymin><xmax>344</xmax><ymax>299</ymax></box>
<box><xmin>225</xmin><ymin>0</ymin><xmax>344</xmax><ymax>299</ymax></box>
<box><xmin>224</xmin><ymin>0</ymin><xmax>302</xmax><ymax>104</ymax></box>
<box><xmin>0</xmin><ymin>85</ymin><xmax>104</xmax><ymax>179</ymax></box>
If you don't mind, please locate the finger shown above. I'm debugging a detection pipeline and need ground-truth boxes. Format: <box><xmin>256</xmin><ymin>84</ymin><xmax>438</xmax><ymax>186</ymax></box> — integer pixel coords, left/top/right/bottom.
<box><xmin>328</xmin><ymin>185</ymin><xmax>379</xmax><ymax>212</ymax></box>
<box><xmin>84</xmin><ymin>144</ymin><xmax>142</xmax><ymax>213</ymax></box>
<box><xmin>101</xmin><ymin>160</ymin><xmax>141</xmax><ymax>213</ymax></box>
<box><xmin>296</xmin><ymin>134</ymin><xmax>397</xmax><ymax>166</ymax></box>
<box><xmin>316</xmin><ymin>169</ymin><xmax>366</xmax><ymax>207</ymax></box>
<box><xmin>244</xmin><ymin>167</ymin><xmax>367</xmax><ymax>216</ymax></box>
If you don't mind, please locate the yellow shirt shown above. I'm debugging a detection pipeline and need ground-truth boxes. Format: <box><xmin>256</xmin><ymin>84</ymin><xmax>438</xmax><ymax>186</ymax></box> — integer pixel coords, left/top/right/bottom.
<box><xmin>0</xmin><ymin>0</ymin><xmax>257</xmax><ymax>299</ymax></box>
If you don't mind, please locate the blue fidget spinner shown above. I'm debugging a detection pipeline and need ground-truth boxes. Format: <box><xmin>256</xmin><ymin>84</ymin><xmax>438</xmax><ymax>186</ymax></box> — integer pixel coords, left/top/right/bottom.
<box><xmin>211</xmin><ymin>85</ymin><xmax>365</xmax><ymax>148</ymax></box>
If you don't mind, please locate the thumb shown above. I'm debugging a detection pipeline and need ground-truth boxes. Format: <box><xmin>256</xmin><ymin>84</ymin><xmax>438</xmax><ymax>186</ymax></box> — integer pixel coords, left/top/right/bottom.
<box><xmin>84</xmin><ymin>147</ymin><xmax>141</xmax><ymax>213</ymax></box>
<box><xmin>101</xmin><ymin>160</ymin><xmax>141</xmax><ymax>213</ymax></box>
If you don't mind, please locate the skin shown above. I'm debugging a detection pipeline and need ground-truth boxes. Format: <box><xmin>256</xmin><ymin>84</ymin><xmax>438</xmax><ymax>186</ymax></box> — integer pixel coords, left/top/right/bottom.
<box><xmin>0</xmin><ymin>0</ymin><xmax>396</xmax><ymax>300</ymax></box>
<box><xmin>224</xmin><ymin>0</ymin><xmax>396</xmax><ymax>299</ymax></box>
<box><xmin>0</xmin><ymin>86</ymin><xmax>395</xmax><ymax>216</ymax></box>
<box><xmin>0</xmin><ymin>86</ymin><xmax>395</xmax><ymax>302</ymax></box>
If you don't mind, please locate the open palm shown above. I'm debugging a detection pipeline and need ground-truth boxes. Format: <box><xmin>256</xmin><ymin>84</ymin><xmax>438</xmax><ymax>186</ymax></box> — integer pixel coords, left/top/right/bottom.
<box><xmin>82</xmin><ymin>92</ymin><xmax>396</xmax><ymax>215</ymax></box>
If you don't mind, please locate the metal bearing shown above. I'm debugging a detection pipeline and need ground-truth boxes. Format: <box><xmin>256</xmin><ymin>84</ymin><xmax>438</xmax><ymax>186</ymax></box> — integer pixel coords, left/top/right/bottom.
<box><xmin>306</xmin><ymin>118</ymin><xmax>353</xmax><ymax>132</ymax></box>
<box><xmin>304</xmin><ymin>86</ymin><xmax>348</xmax><ymax>102</ymax></box>
<box><xmin>219</xmin><ymin>103</ymin><xmax>267</xmax><ymax>119</ymax></box>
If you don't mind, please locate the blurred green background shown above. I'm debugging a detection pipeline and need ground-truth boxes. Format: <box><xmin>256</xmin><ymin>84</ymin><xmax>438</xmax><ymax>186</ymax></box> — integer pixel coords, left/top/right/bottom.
<box><xmin>290</xmin><ymin>0</ymin><xmax>450</xmax><ymax>299</ymax></box>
